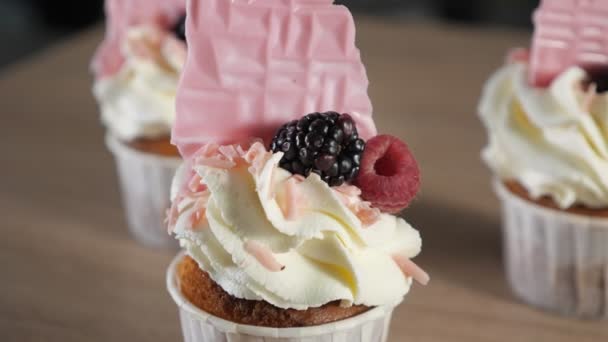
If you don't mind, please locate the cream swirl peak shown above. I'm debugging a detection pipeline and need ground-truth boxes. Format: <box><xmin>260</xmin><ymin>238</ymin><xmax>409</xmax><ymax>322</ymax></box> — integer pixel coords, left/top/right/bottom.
<box><xmin>479</xmin><ymin>62</ymin><xmax>608</xmax><ymax>209</ymax></box>
<box><xmin>93</xmin><ymin>25</ymin><xmax>186</xmax><ymax>140</ymax></box>
<box><xmin>168</xmin><ymin>142</ymin><xmax>426</xmax><ymax>310</ymax></box>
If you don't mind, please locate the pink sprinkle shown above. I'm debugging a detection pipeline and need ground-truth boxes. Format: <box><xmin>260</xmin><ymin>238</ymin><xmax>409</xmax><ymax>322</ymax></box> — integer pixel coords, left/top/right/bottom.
<box><xmin>199</xmin><ymin>143</ymin><xmax>220</xmax><ymax>158</ymax></box>
<box><xmin>292</xmin><ymin>174</ymin><xmax>306</xmax><ymax>183</ymax></box>
<box><xmin>188</xmin><ymin>195</ymin><xmax>209</xmax><ymax>230</ymax></box>
<box><xmin>189</xmin><ymin>209</ymin><xmax>207</xmax><ymax>229</ymax></box>
<box><xmin>334</xmin><ymin>184</ymin><xmax>362</xmax><ymax>197</ymax></box>
<box><xmin>167</xmin><ymin>186</ymin><xmax>210</xmax><ymax>233</ymax></box>
<box><xmin>243</xmin><ymin>142</ymin><xmax>267</xmax><ymax>161</ymax></box>
<box><xmin>235</xmin><ymin>145</ymin><xmax>247</xmax><ymax>156</ymax></box>
<box><xmin>166</xmin><ymin>196</ymin><xmax>183</xmax><ymax>233</ymax></box>
<box><xmin>392</xmin><ymin>254</ymin><xmax>430</xmax><ymax>286</ymax></box>
<box><xmin>243</xmin><ymin>142</ymin><xmax>271</xmax><ymax>175</ymax></box>
<box><xmin>244</xmin><ymin>241</ymin><xmax>284</xmax><ymax>272</ymax></box>
<box><xmin>506</xmin><ymin>48</ymin><xmax>529</xmax><ymax>64</ymax></box>
<box><xmin>583</xmin><ymin>83</ymin><xmax>597</xmax><ymax>113</ymax></box>
<box><xmin>196</xmin><ymin>157</ymin><xmax>236</xmax><ymax>169</ymax></box>
<box><xmin>204</xmin><ymin>143</ymin><xmax>219</xmax><ymax>155</ymax></box>
<box><xmin>242</xmin><ymin>142</ymin><xmax>264</xmax><ymax>162</ymax></box>
<box><xmin>219</xmin><ymin>145</ymin><xmax>239</xmax><ymax>160</ymax></box>
<box><xmin>188</xmin><ymin>174</ymin><xmax>205</xmax><ymax>193</ymax></box>
<box><xmin>332</xmin><ymin>186</ymin><xmax>379</xmax><ymax>227</ymax></box>
<box><xmin>356</xmin><ymin>204</ymin><xmax>381</xmax><ymax>227</ymax></box>
<box><xmin>283</xmin><ymin>177</ymin><xmax>299</xmax><ymax>220</ymax></box>
<box><xmin>165</xmin><ymin>208</ymin><xmax>175</xmax><ymax>233</ymax></box>
<box><xmin>268</xmin><ymin>166</ymin><xmax>276</xmax><ymax>200</ymax></box>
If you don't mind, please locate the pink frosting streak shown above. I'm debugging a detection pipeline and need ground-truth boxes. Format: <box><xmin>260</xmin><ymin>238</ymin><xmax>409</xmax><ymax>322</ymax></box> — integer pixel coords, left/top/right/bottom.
<box><xmin>91</xmin><ymin>0</ymin><xmax>185</xmax><ymax>79</ymax></box>
<box><xmin>392</xmin><ymin>254</ymin><xmax>430</xmax><ymax>286</ymax></box>
<box><xmin>281</xmin><ymin>177</ymin><xmax>300</xmax><ymax>220</ymax></box>
<box><xmin>334</xmin><ymin>185</ymin><xmax>380</xmax><ymax>227</ymax></box>
<box><xmin>173</xmin><ymin>0</ymin><xmax>377</xmax><ymax>159</ymax></box>
<box><xmin>530</xmin><ymin>0</ymin><xmax>608</xmax><ymax>87</ymax></box>
<box><xmin>244</xmin><ymin>240</ymin><xmax>285</xmax><ymax>272</ymax></box>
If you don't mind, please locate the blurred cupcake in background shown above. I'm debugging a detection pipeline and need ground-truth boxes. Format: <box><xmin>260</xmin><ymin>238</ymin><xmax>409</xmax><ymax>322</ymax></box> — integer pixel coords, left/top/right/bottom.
<box><xmin>165</xmin><ymin>0</ymin><xmax>428</xmax><ymax>341</ymax></box>
<box><xmin>91</xmin><ymin>0</ymin><xmax>186</xmax><ymax>248</ymax></box>
<box><xmin>479</xmin><ymin>0</ymin><xmax>608</xmax><ymax>319</ymax></box>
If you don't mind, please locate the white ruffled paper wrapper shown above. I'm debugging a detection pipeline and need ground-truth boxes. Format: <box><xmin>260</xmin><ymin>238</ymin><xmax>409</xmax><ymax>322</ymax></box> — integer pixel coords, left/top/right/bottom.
<box><xmin>494</xmin><ymin>180</ymin><xmax>608</xmax><ymax>319</ymax></box>
<box><xmin>166</xmin><ymin>252</ymin><xmax>397</xmax><ymax>342</ymax></box>
<box><xmin>106</xmin><ymin>134</ymin><xmax>181</xmax><ymax>248</ymax></box>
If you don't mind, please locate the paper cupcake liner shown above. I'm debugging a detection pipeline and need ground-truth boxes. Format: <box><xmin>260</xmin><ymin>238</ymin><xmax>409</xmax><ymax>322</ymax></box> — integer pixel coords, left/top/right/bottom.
<box><xmin>106</xmin><ymin>134</ymin><xmax>181</xmax><ymax>248</ymax></box>
<box><xmin>494</xmin><ymin>181</ymin><xmax>608</xmax><ymax>319</ymax></box>
<box><xmin>166</xmin><ymin>252</ymin><xmax>396</xmax><ymax>342</ymax></box>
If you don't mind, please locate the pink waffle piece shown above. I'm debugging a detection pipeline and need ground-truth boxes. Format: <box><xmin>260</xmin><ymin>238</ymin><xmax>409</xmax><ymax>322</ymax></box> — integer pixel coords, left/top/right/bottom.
<box><xmin>173</xmin><ymin>0</ymin><xmax>377</xmax><ymax>158</ymax></box>
<box><xmin>529</xmin><ymin>0</ymin><xmax>608</xmax><ymax>87</ymax></box>
<box><xmin>91</xmin><ymin>0</ymin><xmax>185</xmax><ymax>79</ymax></box>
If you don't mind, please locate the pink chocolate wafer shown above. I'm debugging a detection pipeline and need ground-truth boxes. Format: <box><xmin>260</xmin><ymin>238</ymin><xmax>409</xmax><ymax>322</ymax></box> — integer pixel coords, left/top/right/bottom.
<box><xmin>173</xmin><ymin>0</ymin><xmax>377</xmax><ymax>159</ymax></box>
<box><xmin>91</xmin><ymin>0</ymin><xmax>185</xmax><ymax>79</ymax></box>
<box><xmin>529</xmin><ymin>0</ymin><xmax>608</xmax><ymax>87</ymax></box>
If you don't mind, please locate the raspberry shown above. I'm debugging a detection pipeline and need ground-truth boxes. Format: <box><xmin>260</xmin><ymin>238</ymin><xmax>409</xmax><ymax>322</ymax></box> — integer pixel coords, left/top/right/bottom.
<box><xmin>270</xmin><ymin>112</ymin><xmax>365</xmax><ymax>186</ymax></box>
<box><xmin>355</xmin><ymin>135</ymin><xmax>420</xmax><ymax>213</ymax></box>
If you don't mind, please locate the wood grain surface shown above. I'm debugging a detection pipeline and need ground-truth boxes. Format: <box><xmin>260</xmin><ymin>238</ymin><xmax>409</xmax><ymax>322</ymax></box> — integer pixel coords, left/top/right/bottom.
<box><xmin>1</xmin><ymin>18</ymin><xmax>607</xmax><ymax>341</ymax></box>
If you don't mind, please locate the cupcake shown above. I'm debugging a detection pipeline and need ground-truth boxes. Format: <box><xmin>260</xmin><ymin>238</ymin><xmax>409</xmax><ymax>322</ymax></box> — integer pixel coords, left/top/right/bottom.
<box><xmin>479</xmin><ymin>0</ymin><xmax>608</xmax><ymax>319</ymax></box>
<box><xmin>165</xmin><ymin>1</ymin><xmax>428</xmax><ymax>341</ymax></box>
<box><xmin>91</xmin><ymin>0</ymin><xmax>186</xmax><ymax>247</ymax></box>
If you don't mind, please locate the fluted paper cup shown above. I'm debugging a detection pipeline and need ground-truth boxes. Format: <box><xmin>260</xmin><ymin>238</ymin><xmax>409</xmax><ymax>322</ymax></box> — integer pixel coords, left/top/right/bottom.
<box><xmin>106</xmin><ymin>134</ymin><xmax>181</xmax><ymax>248</ymax></box>
<box><xmin>167</xmin><ymin>252</ymin><xmax>397</xmax><ymax>342</ymax></box>
<box><xmin>494</xmin><ymin>180</ymin><xmax>608</xmax><ymax>319</ymax></box>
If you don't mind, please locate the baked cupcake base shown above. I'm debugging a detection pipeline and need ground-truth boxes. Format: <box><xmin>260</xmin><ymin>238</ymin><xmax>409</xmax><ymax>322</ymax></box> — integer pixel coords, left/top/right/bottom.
<box><xmin>504</xmin><ymin>181</ymin><xmax>608</xmax><ymax>218</ymax></box>
<box><xmin>495</xmin><ymin>180</ymin><xmax>608</xmax><ymax>319</ymax></box>
<box><xmin>178</xmin><ymin>255</ymin><xmax>370</xmax><ymax>328</ymax></box>
<box><xmin>127</xmin><ymin>136</ymin><xmax>181</xmax><ymax>157</ymax></box>
<box><xmin>167</xmin><ymin>252</ymin><xmax>398</xmax><ymax>342</ymax></box>
<box><xmin>105</xmin><ymin>134</ymin><xmax>181</xmax><ymax>248</ymax></box>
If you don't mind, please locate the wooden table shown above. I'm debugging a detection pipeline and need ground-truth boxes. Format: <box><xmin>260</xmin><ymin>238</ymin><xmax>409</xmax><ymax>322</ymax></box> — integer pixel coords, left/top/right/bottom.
<box><xmin>2</xmin><ymin>19</ymin><xmax>607</xmax><ymax>342</ymax></box>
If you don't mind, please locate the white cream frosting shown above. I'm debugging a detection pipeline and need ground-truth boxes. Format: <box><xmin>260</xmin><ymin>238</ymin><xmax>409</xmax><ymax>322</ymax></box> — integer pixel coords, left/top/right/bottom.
<box><xmin>169</xmin><ymin>146</ymin><xmax>422</xmax><ymax>310</ymax></box>
<box><xmin>93</xmin><ymin>25</ymin><xmax>185</xmax><ymax>141</ymax></box>
<box><xmin>479</xmin><ymin>63</ymin><xmax>608</xmax><ymax>209</ymax></box>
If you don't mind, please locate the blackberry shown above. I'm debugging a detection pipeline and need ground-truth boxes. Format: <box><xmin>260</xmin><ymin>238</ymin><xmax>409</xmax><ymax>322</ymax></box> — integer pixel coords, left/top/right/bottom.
<box><xmin>270</xmin><ymin>112</ymin><xmax>365</xmax><ymax>186</ymax></box>
<box><xmin>588</xmin><ymin>69</ymin><xmax>608</xmax><ymax>93</ymax></box>
<box><xmin>173</xmin><ymin>14</ymin><xmax>187</xmax><ymax>42</ymax></box>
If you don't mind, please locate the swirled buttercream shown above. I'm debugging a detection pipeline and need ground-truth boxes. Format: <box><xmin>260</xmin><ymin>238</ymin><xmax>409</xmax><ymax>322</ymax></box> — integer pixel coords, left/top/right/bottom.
<box><xmin>480</xmin><ymin>63</ymin><xmax>608</xmax><ymax>209</ymax></box>
<box><xmin>93</xmin><ymin>25</ymin><xmax>186</xmax><ymax>140</ymax></box>
<box><xmin>168</xmin><ymin>142</ymin><xmax>423</xmax><ymax>310</ymax></box>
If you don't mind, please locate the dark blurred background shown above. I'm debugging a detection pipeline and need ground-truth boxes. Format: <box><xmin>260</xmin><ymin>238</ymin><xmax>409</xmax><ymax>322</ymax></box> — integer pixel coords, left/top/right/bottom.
<box><xmin>0</xmin><ymin>0</ymin><xmax>539</xmax><ymax>69</ymax></box>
